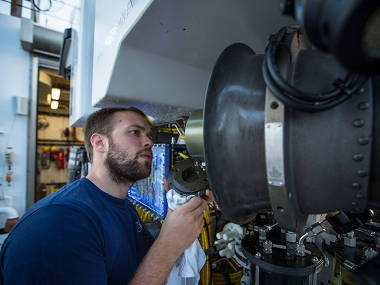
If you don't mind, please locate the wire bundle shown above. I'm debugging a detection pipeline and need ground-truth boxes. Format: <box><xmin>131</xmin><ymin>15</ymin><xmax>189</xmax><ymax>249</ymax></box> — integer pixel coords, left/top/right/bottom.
<box><xmin>262</xmin><ymin>27</ymin><xmax>369</xmax><ymax>112</ymax></box>
<box><xmin>200</xmin><ymin>206</ymin><xmax>213</xmax><ymax>285</ymax></box>
<box><xmin>212</xmin><ymin>270</ymin><xmax>242</xmax><ymax>285</ymax></box>
<box><xmin>136</xmin><ymin>207</ymin><xmax>153</xmax><ymax>222</ymax></box>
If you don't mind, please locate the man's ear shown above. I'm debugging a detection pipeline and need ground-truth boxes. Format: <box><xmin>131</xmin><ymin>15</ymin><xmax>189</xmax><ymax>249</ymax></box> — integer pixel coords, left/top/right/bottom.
<box><xmin>90</xmin><ymin>133</ymin><xmax>108</xmax><ymax>154</ymax></box>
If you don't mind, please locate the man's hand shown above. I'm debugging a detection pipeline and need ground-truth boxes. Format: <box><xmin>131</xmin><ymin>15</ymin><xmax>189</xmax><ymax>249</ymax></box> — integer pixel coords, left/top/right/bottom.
<box><xmin>163</xmin><ymin>176</ymin><xmax>216</xmax><ymax>205</ymax></box>
<box><xmin>157</xmin><ymin>196</ymin><xmax>207</xmax><ymax>258</ymax></box>
<box><xmin>130</xmin><ymin>178</ymin><xmax>214</xmax><ymax>284</ymax></box>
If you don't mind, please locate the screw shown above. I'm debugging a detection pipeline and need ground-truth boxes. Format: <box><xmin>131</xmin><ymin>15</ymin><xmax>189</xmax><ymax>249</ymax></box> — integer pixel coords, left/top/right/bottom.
<box><xmin>312</xmin><ymin>257</ymin><xmax>319</xmax><ymax>264</ymax></box>
<box><xmin>352</xmin><ymin>119</ymin><xmax>365</xmax><ymax>128</ymax></box>
<box><xmin>353</xmin><ymin>154</ymin><xmax>364</xmax><ymax>162</ymax></box>
<box><xmin>259</xmin><ymin>228</ymin><xmax>267</xmax><ymax>240</ymax></box>
<box><xmin>359</xmin><ymin>88</ymin><xmax>365</xmax><ymax>94</ymax></box>
<box><xmin>356</xmin><ymin>193</ymin><xmax>363</xmax><ymax>199</ymax></box>
<box><xmin>358</xmin><ymin>102</ymin><xmax>369</xmax><ymax>110</ymax></box>
<box><xmin>357</xmin><ymin>170</ymin><xmax>368</xmax><ymax>177</ymax></box>
<box><xmin>358</xmin><ymin>136</ymin><xmax>370</xmax><ymax>145</ymax></box>
<box><xmin>277</xmin><ymin>206</ymin><xmax>285</xmax><ymax>213</ymax></box>
<box><xmin>255</xmin><ymin>252</ymin><xmax>262</xmax><ymax>258</ymax></box>
<box><xmin>352</xmin><ymin>182</ymin><xmax>361</xmax><ymax>189</ymax></box>
<box><xmin>352</xmin><ymin>201</ymin><xmax>357</xmax><ymax>206</ymax></box>
<box><xmin>263</xmin><ymin>240</ymin><xmax>273</xmax><ymax>254</ymax></box>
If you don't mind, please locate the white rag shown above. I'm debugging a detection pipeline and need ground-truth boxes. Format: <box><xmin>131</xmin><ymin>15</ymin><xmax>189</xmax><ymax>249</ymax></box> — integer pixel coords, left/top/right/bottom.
<box><xmin>166</xmin><ymin>189</ymin><xmax>206</xmax><ymax>285</ymax></box>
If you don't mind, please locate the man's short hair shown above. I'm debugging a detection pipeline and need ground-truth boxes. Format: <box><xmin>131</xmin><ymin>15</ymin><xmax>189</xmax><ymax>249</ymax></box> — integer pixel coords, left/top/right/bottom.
<box><xmin>84</xmin><ymin>107</ymin><xmax>147</xmax><ymax>163</ymax></box>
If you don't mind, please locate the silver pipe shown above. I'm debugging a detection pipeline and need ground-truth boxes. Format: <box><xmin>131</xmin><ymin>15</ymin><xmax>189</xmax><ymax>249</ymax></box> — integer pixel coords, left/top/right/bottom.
<box><xmin>255</xmin><ymin>265</ymin><xmax>260</xmax><ymax>285</ymax></box>
<box><xmin>172</xmin><ymin>123</ymin><xmax>185</xmax><ymax>136</ymax></box>
<box><xmin>298</xmin><ymin>232</ymin><xmax>309</xmax><ymax>245</ymax></box>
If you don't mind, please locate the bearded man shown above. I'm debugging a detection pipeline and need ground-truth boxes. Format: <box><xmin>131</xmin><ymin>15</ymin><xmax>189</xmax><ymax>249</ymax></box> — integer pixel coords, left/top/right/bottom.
<box><xmin>0</xmin><ymin>107</ymin><xmax>211</xmax><ymax>285</ymax></box>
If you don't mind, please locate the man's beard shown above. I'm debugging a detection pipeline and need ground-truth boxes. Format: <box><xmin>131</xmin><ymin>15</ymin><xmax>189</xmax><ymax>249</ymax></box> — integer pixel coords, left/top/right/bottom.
<box><xmin>105</xmin><ymin>142</ymin><xmax>152</xmax><ymax>185</ymax></box>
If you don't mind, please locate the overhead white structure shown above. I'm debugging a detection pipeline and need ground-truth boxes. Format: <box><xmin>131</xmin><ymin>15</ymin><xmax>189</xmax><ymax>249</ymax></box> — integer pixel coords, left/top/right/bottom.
<box><xmin>70</xmin><ymin>0</ymin><xmax>295</xmax><ymax>125</ymax></box>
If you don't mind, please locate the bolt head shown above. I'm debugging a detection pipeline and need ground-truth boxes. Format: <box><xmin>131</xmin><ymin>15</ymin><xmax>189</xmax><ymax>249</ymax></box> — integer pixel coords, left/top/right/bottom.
<box><xmin>352</xmin><ymin>119</ymin><xmax>365</xmax><ymax>128</ymax></box>
<box><xmin>353</xmin><ymin>154</ymin><xmax>364</xmax><ymax>162</ymax></box>
<box><xmin>358</xmin><ymin>136</ymin><xmax>370</xmax><ymax>145</ymax></box>
<box><xmin>358</xmin><ymin>102</ymin><xmax>369</xmax><ymax>110</ymax></box>
<box><xmin>352</xmin><ymin>182</ymin><xmax>361</xmax><ymax>189</ymax></box>
<box><xmin>355</xmin><ymin>193</ymin><xmax>363</xmax><ymax>199</ymax></box>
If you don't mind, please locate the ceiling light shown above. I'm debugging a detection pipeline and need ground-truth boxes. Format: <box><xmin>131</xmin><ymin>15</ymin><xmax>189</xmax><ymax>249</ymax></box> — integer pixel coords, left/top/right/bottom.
<box><xmin>51</xmin><ymin>88</ymin><xmax>61</xmax><ymax>100</ymax></box>
<box><xmin>50</xmin><ymin>100</ymin><xmax>59</xmax><ymax>110</ymax></box>
<box><xmin>46</xmin><ymin>93</ymin><xmax>51</xmax><ymax>104</ymax></box>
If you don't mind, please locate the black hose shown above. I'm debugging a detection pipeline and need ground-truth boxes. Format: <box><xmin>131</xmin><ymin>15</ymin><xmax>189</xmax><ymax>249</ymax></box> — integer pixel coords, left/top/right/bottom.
<box><xmin>263</xmin><ymin>27</ymin><xmax>368</xmax><ymax>112</ymax></box>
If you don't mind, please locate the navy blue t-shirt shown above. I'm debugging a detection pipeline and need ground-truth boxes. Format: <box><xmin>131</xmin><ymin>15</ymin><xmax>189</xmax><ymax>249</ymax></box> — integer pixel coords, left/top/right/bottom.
<box><xmin>0</xmin><ymin>178</ymin><xmax>155</xmax><ymax>284</ymax></box>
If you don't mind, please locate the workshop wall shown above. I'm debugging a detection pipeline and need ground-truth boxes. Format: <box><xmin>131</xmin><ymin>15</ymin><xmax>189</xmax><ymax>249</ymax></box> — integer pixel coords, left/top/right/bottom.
<box><xmin>0</xmin><ymin>14</ymin><xmax>31</xmax><ymax>241</ymax></box>
<box><xmin>36</xmin><ymin>115</ymin><xmax>84</xmax><ymax>200</ymax></box>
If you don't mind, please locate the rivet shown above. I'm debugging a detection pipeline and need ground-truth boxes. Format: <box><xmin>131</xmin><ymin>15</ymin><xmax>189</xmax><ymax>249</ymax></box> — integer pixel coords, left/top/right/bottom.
<box><xmin>359</xmin><ymin>88</ymin><xmax>365</xmax><ymax>94</ymax></box>
<box><xmin>352</xmin><ymin>119</ymin><xmax>365</xmax><ymax>128</ymax></box>
<box><xmin>352</xmin><ymin>202</ymin><xmax>357</xmax><ymax>206</ymax></box>
<box><xmin>353</xmin><ymin>154</ymin><xmax>364</xmax><ymax>162</ymax></box>
<box><xmin>358</xmin><ymin>136</ymin><xmax>369</xmax><ymax>145</ymax></box>
<box><xmin>357</xmin><ymin>170</ymin><xmax>368</xmax><ymax>177</ymax></box>
<box><xmin>356</xmin><ymin>193</ymin><xmax>363</xmax><ymax>199</ymax></box>
<box><xmin>358</xmin><ymin>102</ymin><xmax>369</xmax><ymax>110</ymax></box>
<box><xmin>352</xmin><ymin>182</ymin><xmax>361</xmax><ymax>189</ymax></box>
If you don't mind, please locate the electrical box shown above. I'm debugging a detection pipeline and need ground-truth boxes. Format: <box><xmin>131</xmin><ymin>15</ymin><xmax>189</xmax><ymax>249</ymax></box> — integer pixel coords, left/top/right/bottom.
<box><xmin>12</xmin><ymin>96</ymin><xmax>28</xmax><ymax>116</ymax></box>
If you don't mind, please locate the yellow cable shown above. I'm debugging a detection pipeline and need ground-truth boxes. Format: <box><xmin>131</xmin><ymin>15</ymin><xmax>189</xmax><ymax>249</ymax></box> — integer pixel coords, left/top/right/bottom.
<box><xmin>178</xmin><ymin>152</ymin><xmax>190</xmax><ymax>159</ymax></box>
<box><xmin>200</xmin><ymin>206</ymin><xmax>212</xmax><ymax>285</ymax></box>
<box><xmin>145</xmin><ymin>116</ymin><xmax>186</xmax><ymax>138</ymax></box>
<box><xmin>136</xmin><ymin>207</ymin><xmax>153</xmax><ymax>222</ymax></box>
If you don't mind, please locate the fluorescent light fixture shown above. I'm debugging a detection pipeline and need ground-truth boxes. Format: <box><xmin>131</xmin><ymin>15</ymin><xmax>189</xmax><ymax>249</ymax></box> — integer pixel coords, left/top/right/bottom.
<box><xmin>50</xmin><ymin>100</ymin><xmax>59</xmax><ymax>110</ymax></box>
<box><xmin>51</xmin><ymin>88</ymin><xmax>61</xmax><ymax>100</ymax></box>
<box><xmin>46</xmin><ymin>93</ymin><xmax>52</xmax><ymax>104</ymax></box>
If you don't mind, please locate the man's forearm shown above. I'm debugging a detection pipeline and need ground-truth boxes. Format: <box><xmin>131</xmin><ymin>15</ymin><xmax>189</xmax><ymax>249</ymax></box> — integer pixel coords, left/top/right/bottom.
<box><xmin>129</xmin><ymin>237</ymin><xmax>178</xmax><ymax>285</ymax></box>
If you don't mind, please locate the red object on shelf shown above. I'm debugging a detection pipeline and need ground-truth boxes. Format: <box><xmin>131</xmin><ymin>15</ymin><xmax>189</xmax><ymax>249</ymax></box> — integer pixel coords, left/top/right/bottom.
<box><xmin>57</xmin><ymin>150</ymin><xmax>65</xmax><ymax>169</ymax></box>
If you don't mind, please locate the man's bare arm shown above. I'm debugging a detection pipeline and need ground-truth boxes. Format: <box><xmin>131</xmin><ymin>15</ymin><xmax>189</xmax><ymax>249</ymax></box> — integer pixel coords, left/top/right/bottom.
<box><xmin>129</xmin><ymin>196</ymin><xmax>206</xmax><ymax>285</ymax></box>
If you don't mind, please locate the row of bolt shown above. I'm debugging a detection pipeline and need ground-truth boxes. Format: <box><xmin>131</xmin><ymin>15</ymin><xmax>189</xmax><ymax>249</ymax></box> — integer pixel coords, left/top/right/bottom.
<box><xmin>351</xmin><ymin>87</ymin><xmax>369</xmax><ymax>209</ymax></box>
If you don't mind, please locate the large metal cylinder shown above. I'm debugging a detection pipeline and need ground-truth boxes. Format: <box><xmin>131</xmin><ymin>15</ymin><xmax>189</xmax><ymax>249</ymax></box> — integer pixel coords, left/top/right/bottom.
<box><xmin>185</xmin><ymin>109</ymin><xmax>204</xmax><ymax>161</ymax></box>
